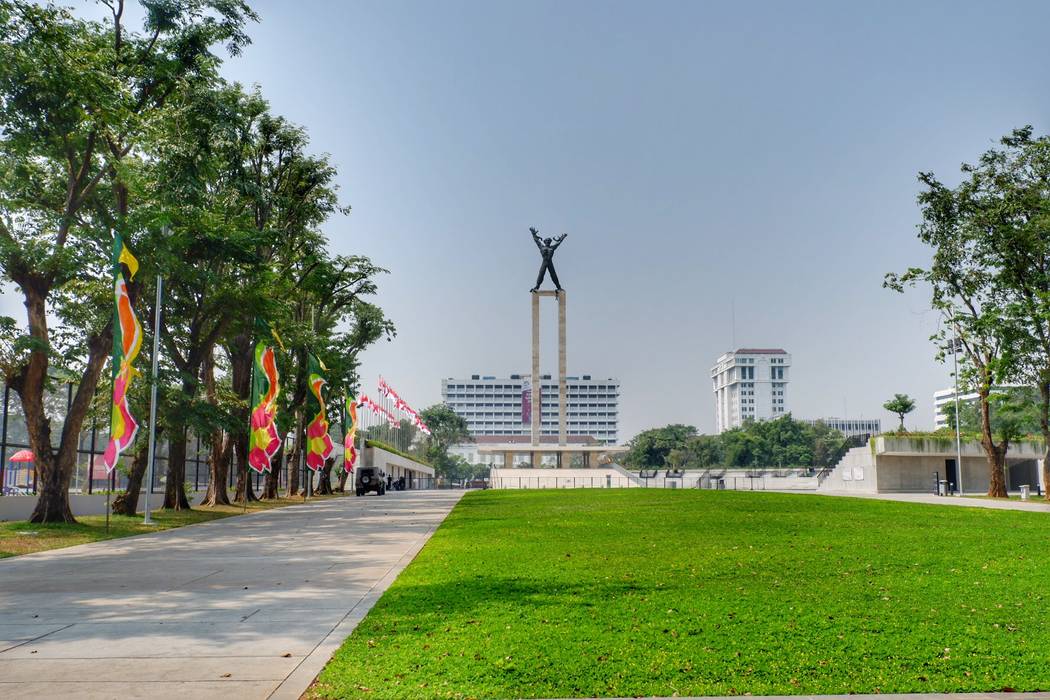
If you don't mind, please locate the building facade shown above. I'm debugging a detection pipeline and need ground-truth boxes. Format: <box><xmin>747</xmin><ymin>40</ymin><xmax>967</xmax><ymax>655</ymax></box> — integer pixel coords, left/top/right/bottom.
<box><xmin>441</xmin><ymin>374</ymin><xmax>619</xmax><ymax>444</ymax></box>
<box><xmin>711</xmin><ymin>348</ymin><xmax>790</xmax><ymax>433</ymax></box>
<box><xmin>800</xmin><ymin>417</ymin><xmax>881</xmax><ymax>438</ymax></box>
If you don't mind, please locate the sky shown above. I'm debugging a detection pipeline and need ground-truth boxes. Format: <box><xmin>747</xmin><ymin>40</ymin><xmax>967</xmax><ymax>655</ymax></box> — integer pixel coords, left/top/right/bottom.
<box><xmin>6</xmin><ymin>0</ymin><xmax>1050</xmax><ymax>439</ymax></box>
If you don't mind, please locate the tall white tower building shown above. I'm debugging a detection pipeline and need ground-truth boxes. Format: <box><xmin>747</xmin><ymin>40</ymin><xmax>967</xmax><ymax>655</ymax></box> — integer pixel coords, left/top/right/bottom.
<box><xmin>711</xmin><ymin>348</ymin><xmax>791</xmax><ymax>433</ymax></box>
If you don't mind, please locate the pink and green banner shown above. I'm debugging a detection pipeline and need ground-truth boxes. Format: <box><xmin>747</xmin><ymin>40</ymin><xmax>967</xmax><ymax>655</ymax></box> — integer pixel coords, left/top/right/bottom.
<box><xmin>343</xmin><ymin>394</ymin><xmax>359</xmax><ymax>473</ymax></box>
<box><xmin>306</xmin><ymin>354</ymin><xmax>334</xmax><ymax>471</ymax></box>
<box><xmin>102</xmin><ymin>234</ymin><xmax>142</xmax><ymax>474</ymax></box>
<box><xmin>248</xmin><ymin>319</ymin><xmax>282</xmax><ymax>473</ymax></box>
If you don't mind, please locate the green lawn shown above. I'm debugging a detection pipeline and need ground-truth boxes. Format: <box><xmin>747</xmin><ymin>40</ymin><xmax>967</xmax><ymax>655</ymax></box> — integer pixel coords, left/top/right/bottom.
<box><xmin>0</xmin><ymin>493</ymin><xmax>345</xmax><ymax>558</ymax></box>
<box><xmin>313</xmin><ymin>489</ymin><xmax>1050</xmax><ymax>699</ymax></box>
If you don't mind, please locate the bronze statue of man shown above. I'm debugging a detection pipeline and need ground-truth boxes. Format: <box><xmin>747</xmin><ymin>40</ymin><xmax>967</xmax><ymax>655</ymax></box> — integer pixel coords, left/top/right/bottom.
<box><xmin>529</xmin><ymin>227</ymin><xmax>567</xmax><ymax>292</ymax></box>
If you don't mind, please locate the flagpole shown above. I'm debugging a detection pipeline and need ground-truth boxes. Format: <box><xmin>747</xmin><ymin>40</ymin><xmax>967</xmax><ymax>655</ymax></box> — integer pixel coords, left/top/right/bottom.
<box><xmin>143</xmin><ymin>272</ymin><xmax>162</xmax><ymax>525</ymax></box>
<box><xmin>106</xmin><ymin>470</ymin><xmax>113</xmax><ymax>533</ymax></box>
<box><xmin>105</xmin><ymin>230</ymin><xmax>119</xmax><ymax>535</ymax></box>
<box><xmin>244</xmin><ymin>334</ymin><xmax>256</xmax><ymax>514</ymax></box>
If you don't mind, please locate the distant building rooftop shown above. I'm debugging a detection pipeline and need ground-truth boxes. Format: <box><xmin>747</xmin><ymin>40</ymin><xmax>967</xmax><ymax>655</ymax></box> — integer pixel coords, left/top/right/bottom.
<box><xmin>733</xmin><ymin>348</ymin><xmax>788</xmax><ymax>354</ymax></box>
<box><xmin>470</xmin><ymin>435</ymin><xmax>600</xmax><ymax>446</ymax></box>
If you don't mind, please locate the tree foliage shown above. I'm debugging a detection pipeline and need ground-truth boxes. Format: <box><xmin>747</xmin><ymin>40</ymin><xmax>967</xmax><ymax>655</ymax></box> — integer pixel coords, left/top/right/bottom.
<box><xmin>418</xmin><ymin>404</ymin><xmax>472</xmax><ymax>480</ymax></box>
<box><xmin>0</xmin><ymin>1</ymin><xmax>393</xmax><ymax>520</ymax></box>
<box><xmin>882</xmin><ymin>394</ymin><xmax>916</xmax><ymax>431</ymax></box>
<box><xmin>624</xmin><ymin>416</ymin><xmax>851</xmax><ymax>471</ymax></box>
<box><xmin>887</xmin><ymin>127</ymin><xmax>1050</xmax><ymax>497</ymax></box>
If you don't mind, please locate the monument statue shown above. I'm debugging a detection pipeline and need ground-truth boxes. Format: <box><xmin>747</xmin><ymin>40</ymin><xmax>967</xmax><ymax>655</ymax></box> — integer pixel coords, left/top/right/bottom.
<box><xmin>529</xmin><ymin>227</ymin><xmax>567</xmax><ymax>292</ymax></box>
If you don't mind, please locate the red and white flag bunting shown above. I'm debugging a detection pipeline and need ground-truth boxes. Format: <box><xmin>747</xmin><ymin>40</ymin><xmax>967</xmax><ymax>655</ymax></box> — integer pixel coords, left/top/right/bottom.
<box><xmin>376</xmin><ymin>378</ymin><xmax>431</xmax><ymax>435</ymax></box>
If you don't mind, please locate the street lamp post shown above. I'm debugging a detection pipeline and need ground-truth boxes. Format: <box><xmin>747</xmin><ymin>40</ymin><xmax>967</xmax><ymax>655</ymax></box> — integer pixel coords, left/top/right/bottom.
<box><xmin>143</xmin><ymin>227</ymin><xmax>169</xmax><ymax>524</ymax></box>
<box><xmin>951</xmin><ymin>326</ymin><xmax>964</xmax><ymax>496</ymax></box>
<box><xmin>143</xmin><ymin>272</ymin><xmax>162</xmax><ymax>525</ymax></box>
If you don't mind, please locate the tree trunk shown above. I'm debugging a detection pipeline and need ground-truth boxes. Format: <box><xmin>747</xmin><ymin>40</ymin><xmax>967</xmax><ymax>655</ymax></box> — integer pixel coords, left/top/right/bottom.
<box><xmin>200</xmin><ymin>432</ymin><xmax>232</xmax><ymax>506</ymax></box>
<box><xmin>233</xmin><ymin>448</ymin><xmax>259</xmax><ymax>503</ymax></box>
<box><xmin>287</xmin><ymin>412</ymin><xmax>302</xmax><ymax>496</ymax></box>
<box><xmin>315</xmin><ymin>459</ymin><xmax>334</xmax><ymax>495</ymax></box>
<box><xmin>261</xmin><ymin>455</ymin><xmax>280</xmax><ymax>499</ymax></box>
<box><xmin>978</xmin><ymin>383</ymin><xmax>1009</xmax><ymax>498</ymax></box>
<box><xmin>163</xmin><ymin>426</ymin><xmax>192</xmax><ymax>509</ymax></box>
<box><xmin>112</xmin><ymin>442</ymin><xmax>150</xmax><ymax>516</ymax></box>
<box><xmin>198</xmin><ymin>349</ymin><xmax>232</xmax><ymax>507</ymax></box>
<box><xmin>336</xmin><ymin>466</ymin><xmax>349</xmax><ymax>492</ymax></box>
<box><xmin>16</xmin><ymin>284</ymin><xmax>112</xmax><ymax>523</ymax></box>
<box><xmin>226</xmin><ymin>333</ymin><xmax>258</xmax><ymax>504</ymax></box>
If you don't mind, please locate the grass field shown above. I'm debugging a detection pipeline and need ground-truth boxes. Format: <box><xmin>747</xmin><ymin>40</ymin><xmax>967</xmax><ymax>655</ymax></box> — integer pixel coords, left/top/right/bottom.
<box><xmin>313</xmin><ymin>489</ymin><xmax>1050</xmax><ymax>699</ymax></box>
<box><xmin>0</xmin><ymin>493</ymin><xmax>345</xmax><ymax>558</ymax></box>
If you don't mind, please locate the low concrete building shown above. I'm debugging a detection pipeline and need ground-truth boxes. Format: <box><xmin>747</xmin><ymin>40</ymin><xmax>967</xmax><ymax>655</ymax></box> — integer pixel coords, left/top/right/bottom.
<box><xmin>359</xmin><ymin>443</ymin><xmax>435</xmax><ymax>488</ymax></box>
<box><xmin>819</xmin><ymin>436</ymin><xmax>1044</xmax><ymax>495</ymax></box>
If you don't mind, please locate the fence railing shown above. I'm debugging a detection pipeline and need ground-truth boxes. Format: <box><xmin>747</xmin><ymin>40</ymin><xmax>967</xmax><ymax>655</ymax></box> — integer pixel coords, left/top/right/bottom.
<box><xmin>0</xmin><ymin>386</ymin><xmax>443</xmax><ymax>498</ymax></box>
<box><xmin>487</xmin><ymin>474</ymin><xmax>818</xmax><ymax>491</ymax></box>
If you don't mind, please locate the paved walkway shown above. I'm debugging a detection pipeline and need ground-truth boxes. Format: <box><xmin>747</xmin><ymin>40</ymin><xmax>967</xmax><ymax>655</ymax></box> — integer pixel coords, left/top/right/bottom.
<box><xmin>809</xmin><ymin>489</ymin><xmax>1050</xmax><ymax>513</ymax></box>
<box><xmin>0</xmin><ymin>489</ymin><xmax>464</xmax><ymax>700</ymax></box>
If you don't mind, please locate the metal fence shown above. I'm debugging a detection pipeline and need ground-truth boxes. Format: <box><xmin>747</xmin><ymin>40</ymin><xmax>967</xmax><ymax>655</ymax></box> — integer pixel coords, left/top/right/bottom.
<box><xmin>0</xmin><ymin>383</ymin><xmax>442</xmax><ymax>497</ymax></box>
<box><xmin>0</xmin><ymin>382</ymin><xmax>213</xmax><ymax>495</ymax></box>
<box><xmin>487</xmin><ymin>474</ymin><xmax>794</xmax><ymax>490</ymax></box>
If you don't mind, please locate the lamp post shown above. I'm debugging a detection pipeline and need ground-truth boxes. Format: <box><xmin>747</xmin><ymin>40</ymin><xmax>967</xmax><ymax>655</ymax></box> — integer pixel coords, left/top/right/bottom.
<box><xmin>143</xmin><ymin>226</ymin><xmax>169</xmax><ymax>525</ymax></box>
<box><xmin>950</xmin><ymin>325</ymin><xmax>964</xmax><ymax>496</ymax></box>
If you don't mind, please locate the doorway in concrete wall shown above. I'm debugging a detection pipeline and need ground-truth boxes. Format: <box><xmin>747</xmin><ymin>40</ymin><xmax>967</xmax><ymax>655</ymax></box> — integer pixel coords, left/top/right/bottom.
<box><xmin>945</xmin><ymin>459</ymin><xmax>959</xmax><ymax>494</ymax></box>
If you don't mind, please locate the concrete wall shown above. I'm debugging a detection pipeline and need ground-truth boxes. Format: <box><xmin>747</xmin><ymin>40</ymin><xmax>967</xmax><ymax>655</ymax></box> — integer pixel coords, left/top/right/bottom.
<box><xmin>818</xmin><ymin>447</ymin><xmax>878</xmax><ymax>493</ymax></box>
<box><xmin>820</xmin><ymin>439</ymin><xmax>1047</xmax><ymax>495</ymax></box>
<box><xmin>0</xmin><ymin>492</ymin><xmax>168</xmax><ymax>521</ymax></box>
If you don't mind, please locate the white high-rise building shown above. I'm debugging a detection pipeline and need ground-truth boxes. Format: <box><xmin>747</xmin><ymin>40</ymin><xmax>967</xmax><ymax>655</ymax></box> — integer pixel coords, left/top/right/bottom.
<box><xmin>441</xmin><ymin>374</ymin><xmax>620</xmax><ymax>444</ymax></box>
<box><xmin>711</xmin><ymin>348</ymin><xmax>791</xmax><ymax>433</ymax></box>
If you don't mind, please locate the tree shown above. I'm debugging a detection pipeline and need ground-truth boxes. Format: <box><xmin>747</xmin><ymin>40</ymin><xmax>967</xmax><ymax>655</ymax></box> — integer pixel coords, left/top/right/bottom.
<box><xmin>883</xmin><ymin>394</ymin><xmax>916</xmax><ymax>432</ymax></box>
<box><xmin>941</xmin><ymin>387</ymin><xmax>1041</xmax><ymax>438</ymax></box>
<box><xmin>623</xmin><ymin>424</ymin><xmax>697</xmax><ymax>469</ymax></box>
<box><xmin>887</xmin><ymin>159</ymin><xmax>1019</xmax><ymax>497</ymax></box>
<box><xmin>623</xmin><ymin>417</ymin><xmax>848</xmax><ymax>471</ymax></box>
<box><xmin>0</xmin><ymin>0</ymin><xmax>256</xmax><ymax>522</ymax></box>
<box><xmin>954</xmin><ymin>128</ymin><xmax>1050</xmax><ymax>500</ymax></box>
<box><xmin>419</xmin><ymin>404</ymin><xmax>471</xmax><ymax>480</ymax></box>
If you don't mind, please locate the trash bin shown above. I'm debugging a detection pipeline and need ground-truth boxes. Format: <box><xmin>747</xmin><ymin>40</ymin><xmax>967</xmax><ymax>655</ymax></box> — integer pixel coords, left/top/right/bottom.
<box><xmin>938</xmin><ymin>479</ymin><xmax>949</xmax><ymax>496</ymax></box>
<box><xmin>1020</xmin><ymin>484</ymin><xmax>1030</xmax><ymax>501</ymax></box>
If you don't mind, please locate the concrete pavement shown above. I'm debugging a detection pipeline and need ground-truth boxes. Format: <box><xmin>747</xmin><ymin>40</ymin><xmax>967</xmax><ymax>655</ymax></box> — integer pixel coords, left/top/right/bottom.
<box><xmin>809</xmin><ymin>490</ymin><xmax>1050</xmax><ymax>513</ymax></box>
<box><xmin>0</xmin><ymin>489</ymin><xmax>464</xmax><ymax>700</ymax></box>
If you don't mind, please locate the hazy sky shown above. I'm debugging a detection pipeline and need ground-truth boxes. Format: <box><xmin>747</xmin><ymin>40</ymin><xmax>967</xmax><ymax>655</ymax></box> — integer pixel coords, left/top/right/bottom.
<box><xmin>5</xmin><ymin>0</ymin><xmax>1050</xmax><ymax>439</ymax></box>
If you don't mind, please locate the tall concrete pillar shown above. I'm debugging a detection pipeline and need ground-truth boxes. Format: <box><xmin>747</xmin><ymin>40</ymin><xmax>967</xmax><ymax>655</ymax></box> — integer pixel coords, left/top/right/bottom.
<box><xmin>558</xmin><ymin>291</ymin><xmax>567</xmax><ymax>446</ymax></box>
<box><xmin>531</xmin><ymin>292</ymin><xmax>540</xmax><ymax>446</ymax></box>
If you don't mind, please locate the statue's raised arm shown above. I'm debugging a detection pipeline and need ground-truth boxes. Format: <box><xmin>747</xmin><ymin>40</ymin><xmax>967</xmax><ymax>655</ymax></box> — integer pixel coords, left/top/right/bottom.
<box><xmin>530</xmin><ymin>227</ymin><xmax>542</xmax><ymax>249</ymax></box>
<box><xmin>552</xmin><ymin>233</ymin><xmax>568</xmax><ymax>250</ymax></box>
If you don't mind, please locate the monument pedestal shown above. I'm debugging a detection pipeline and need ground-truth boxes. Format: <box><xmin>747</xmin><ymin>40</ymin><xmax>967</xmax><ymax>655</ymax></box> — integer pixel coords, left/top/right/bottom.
<box><xmin>531</xmin><ymin>290</ymin><xmax>567</xmax><ymax>454</ymax></box>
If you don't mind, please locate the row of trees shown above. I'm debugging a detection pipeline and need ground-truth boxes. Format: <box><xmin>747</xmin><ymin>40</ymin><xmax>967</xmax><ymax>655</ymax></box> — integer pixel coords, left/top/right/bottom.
<box><xmin>887</xmin><ymin>126</ymin><xmax>1050</xmax><ymax>498</ymax></box>
<box><xmin>0</xmin><ymin>1</ymin><xmax>397</xmax><ymax>522</ymax></box>
<box><xmin>623</xmin><ymin>416</ymin><xmax>853</xmax><ymax>472</ymax></box>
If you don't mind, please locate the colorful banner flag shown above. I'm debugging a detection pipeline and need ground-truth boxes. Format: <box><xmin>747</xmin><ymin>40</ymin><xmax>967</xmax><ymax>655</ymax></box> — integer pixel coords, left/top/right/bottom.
<box><xmin>305</xmin><ymin>354</ymin><xmax>334</xmax><ymax>471</ymax></box>
<box><xmin>247</xmin><ymin>319</ymin><xmax>281</xmax><ymax>474</ymax></box>
<box><xmin>521</xmin><ymin>378</ymin><xmax>532</xmax><ymax>425</ymax></box>
<box><xmin>343</xmin><ymin>394</ymin><xmax>359</xmax><ymax>473</ymax></box>
<box><xmin>102</xmin><ymin>233</ymin><xmax>142</xmax><ymax>474</ymax></box>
